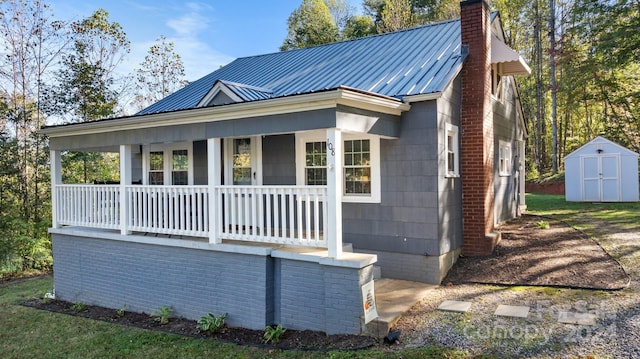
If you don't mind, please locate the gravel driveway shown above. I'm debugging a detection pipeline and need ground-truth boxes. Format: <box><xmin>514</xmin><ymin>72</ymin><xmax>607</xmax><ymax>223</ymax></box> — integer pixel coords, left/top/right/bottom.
<box><xmin>392</xmin><ymin>215</ymin><xmax>640</xmax><ymax>358</ymax></box>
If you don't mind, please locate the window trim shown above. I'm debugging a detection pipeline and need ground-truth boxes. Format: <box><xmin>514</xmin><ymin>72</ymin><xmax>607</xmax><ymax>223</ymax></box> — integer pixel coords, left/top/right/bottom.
<box><xmin>445</xmin><ymin>123</ymin><xmax>459</xmax><ymax>178</ymax></box>
<box><xmin>499</xmin><ymin>140</ymin><xmax>512</xmax><ymax>176</ymax></box>
<box><xmin>295</xmin><ymin>130</ymin><xmax>381</xmax><ymax>203</ymax></box>
<box><xmin>143</xmin><ymin>142</ymin><xmax>194</xmax><ymax>185</ymax></box>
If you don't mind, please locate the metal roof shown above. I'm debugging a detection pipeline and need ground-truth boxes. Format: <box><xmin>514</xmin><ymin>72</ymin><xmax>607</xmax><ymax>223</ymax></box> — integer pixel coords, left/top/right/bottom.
<box><xmin>137</xmin><ymin>18</ymin><xmax>464</xmax><ymax>116</ymax></box>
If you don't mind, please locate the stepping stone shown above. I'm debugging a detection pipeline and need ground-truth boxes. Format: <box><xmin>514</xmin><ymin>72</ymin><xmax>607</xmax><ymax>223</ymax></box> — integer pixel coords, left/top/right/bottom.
<box><xmin>557</xmin><ymin>311</ymin><xmax>596</xmax><ymax>325</ymax></box>
<box><xmin>437</xmin><ymin>300</ymin><xmax>471</xmax><ymax>313</ymax></box>
<box><xmin>494</xmin><ymin>304</ymin><xmax>529</xmax><ymax>318</ymax></box>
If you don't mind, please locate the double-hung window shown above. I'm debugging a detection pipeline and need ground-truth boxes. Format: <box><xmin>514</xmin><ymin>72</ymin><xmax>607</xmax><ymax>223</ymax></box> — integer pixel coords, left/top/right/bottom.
<box><xmin>499</xmin><ymin>140</ymin><xmax>511</xmax><ymax>176</ymax></box>
<box><xmin>445</xmin><ymin>124</ymin><xmax>459</xmax><ymax>177</ymax></box>
<box><xmin>296</xmin><ymin>131</ymin><xmax>380</xmax><ymax>203</ymax></box>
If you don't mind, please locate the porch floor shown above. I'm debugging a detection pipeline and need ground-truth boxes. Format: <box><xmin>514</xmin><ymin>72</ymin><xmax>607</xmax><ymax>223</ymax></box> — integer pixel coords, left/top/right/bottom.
<box><xmin>368</xmin><ymin>278</ymin><xmax>437</xmax><ymax>338</ymax></box>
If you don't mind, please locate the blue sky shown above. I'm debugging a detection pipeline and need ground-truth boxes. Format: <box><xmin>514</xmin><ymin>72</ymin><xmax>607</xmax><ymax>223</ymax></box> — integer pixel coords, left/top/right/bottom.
<box><xmin>48</xmin><ymin>0</ymin><xmax>364</xmax><ymax>81</ymax></box>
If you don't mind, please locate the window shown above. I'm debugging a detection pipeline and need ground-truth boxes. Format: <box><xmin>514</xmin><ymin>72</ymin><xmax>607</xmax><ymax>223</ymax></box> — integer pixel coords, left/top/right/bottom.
<box><xmin>499</xmin><ymin>141</ymin><xmax>511</xmax><ymax>176</ymax></box>
<box><xmin>491</xmin><ymin>64</ymin><xmax>503</xmax><ymax>100</ymax></box>
<box><xmin>296</xmin><ymin>131</ymin><xmax>380</xmax><ymax>203</ymax></box>
<box><xmin>445</xmin><ymin>124</ymin><xmax>459</xmax><ymax>177</ymax></box>
<box><xmin>305</xmin><ymin>141</ymin><xmax>327</xmax><ymax>185</ymax></box>
<box><xmin>144</xmin><ymin>142</ymin><xmax>193</xmax><ymax>185</ymax></box>
<box><xmin>172</xmin><ymin>150</ymin><xmax>188</xmax><ymax>185</ymax></box>
<box><xmin>232</xmin><ymin>138</ymin><xmax>252</xmax><ymax>185</ymax></box>
<box><xmin>149</xmin><ymin>151</ymin><xmax>164</xmax><ymax>185</ymax></box>
<box><xmin>344</xmin><ymin>139</ymin><xmax>371</xmax><ymax>195</ymax></box>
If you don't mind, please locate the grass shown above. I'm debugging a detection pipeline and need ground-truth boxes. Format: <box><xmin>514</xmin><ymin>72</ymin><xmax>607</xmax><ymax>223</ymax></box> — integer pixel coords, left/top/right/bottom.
<box><xmin>0</xmin><ymin>276</ymin><xmax>465</xmax><ymax>358</ymax></box>
<box><xmin>525</xmin><ymin>193</ymin><xmax>640</xmax><ymax>233</ymax></box>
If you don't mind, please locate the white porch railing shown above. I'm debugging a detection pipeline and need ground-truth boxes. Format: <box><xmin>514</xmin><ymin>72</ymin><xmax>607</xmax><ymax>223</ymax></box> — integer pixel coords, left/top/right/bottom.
<box><xmin>214</xmin><ymin>186</ymin><xmax>327</xmax><ymax>247</ymax></box>
<box><xmin>55</xmin><ymin>184</ymin><xmax>120</xmax><ymax>229</ymax></box>
<box><xmin>53</xmin><ymin>184</ymin><xmax>328</xmax><ymax>248</ymax></box>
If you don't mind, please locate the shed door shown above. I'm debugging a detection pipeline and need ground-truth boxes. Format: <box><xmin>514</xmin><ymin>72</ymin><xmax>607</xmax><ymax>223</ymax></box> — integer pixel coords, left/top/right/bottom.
<box><xmin>581</xmin><ymin>155</ymin><xmax>619</xmax><ymax>202</ymax></box>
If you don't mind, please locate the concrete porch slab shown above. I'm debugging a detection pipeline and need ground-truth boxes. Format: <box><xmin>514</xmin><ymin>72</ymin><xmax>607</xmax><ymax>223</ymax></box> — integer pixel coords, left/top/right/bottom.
<box><xmin>558</xmin><ymin>311</ymin><xmax>597</xmax><ymax>325</ymax></box>
<box><xmin>494</xmin><ymin>304</ymin><xmax>530</xmax><ymax>318</ymax></box>
<box><xmin>437</xmin><ymin>300</ymin><xmax>472</xmax><ymax>313</ymax></box>
<box><xmin>365</xmin><ymin>278</ymin><xmax>437</xmax><ymax>337</ymax></box>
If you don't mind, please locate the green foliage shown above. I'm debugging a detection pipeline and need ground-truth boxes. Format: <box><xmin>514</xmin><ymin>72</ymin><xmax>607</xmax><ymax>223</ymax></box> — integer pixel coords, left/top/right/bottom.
<box><xmin>71</xmin><ymin>302</ymin><xmax>88</xmax><ymax>312</ymax></box>
<box><xmin>343</xmin><ymin>15</ymin><xmax>377</xmax><ymax>40</ymax></box>
<box><xmin>151</xmin><ymin>305</ymin><xmax>172</xmax><ymax>325</ymax></box>
<box><xmin>280</xmin><ymin>0</ymin><xmax>340</xmax><ymax>50</ymax></box>
<box><xmin>263</xmin><ymin>324</ymin><xmax>286</xmax><ymax>344</ymax></box>
<box><xmin>378</xmin><ymin>0</ymin><xmax>413</xmax><ymax>33</ymax></box>
<box><xmin>536</xmin><ymin>220</ymin><xmax>550</xmax><ymax>229</ymax></box>
<box><xmin>115</xmin><ymin>304</ymin><xmax>126</xmax><ymax>318</ymax></box>
<box><xmin>196</xmin><ymin>312</ymin><xmax>227</xmax><ymax>334</ymax></box>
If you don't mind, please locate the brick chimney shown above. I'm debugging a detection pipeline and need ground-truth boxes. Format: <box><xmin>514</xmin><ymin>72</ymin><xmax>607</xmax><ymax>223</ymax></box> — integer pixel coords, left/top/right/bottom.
<box><xmin>460</xmin><ymin>0</ymin><xmax>501</xmax><ymax>256</ymax></box>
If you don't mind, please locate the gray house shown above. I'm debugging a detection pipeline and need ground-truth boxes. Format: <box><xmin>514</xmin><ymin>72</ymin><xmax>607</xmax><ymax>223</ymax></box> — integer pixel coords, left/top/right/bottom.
<box><xmin>42</xmin><ymin>0</ymin><xmax>529</xmax><ymax>335</ymax></box>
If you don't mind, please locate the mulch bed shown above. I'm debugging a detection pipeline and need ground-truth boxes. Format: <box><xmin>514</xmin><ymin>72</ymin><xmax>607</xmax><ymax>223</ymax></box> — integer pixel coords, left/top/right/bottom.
<box><xmin>21</xmin><ymin>299</ymin><xmax>378</xmax><ymax>351</ymax></box>
<box><xmin>444</xmin><ymin>214</ymin><xmax>630</xmax><ymax>290</ymax></box>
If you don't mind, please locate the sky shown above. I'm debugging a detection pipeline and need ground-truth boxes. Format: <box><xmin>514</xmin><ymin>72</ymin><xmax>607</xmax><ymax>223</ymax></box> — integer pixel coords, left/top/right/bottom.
<box><xmin>47</xmin><ymin>0</ymin><xmax>364</xmax><ymax>82</ymax></box>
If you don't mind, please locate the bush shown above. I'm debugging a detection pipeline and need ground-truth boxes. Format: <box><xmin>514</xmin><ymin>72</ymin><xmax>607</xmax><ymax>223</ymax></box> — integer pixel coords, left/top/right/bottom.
<box><xmin>196</xmin><ymin>312</ymin><xmax>227</xmax><ymax>334</ymax></box>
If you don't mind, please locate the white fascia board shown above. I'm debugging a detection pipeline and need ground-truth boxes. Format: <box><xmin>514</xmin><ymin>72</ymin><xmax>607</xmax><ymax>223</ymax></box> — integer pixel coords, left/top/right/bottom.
<box><xmin>41</xmin><ymin>89</ymin><xmax>409</xmax><ymax>138</ymax></box>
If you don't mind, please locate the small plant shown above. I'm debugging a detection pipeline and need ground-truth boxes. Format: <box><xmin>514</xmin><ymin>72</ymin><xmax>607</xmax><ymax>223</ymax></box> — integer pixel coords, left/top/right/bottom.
<box><xmin>115</xmin><ymin>304</ymin><xmax>127</xmax><ymax>318</ymax></box>
<box><xmin>263</xmin><ymin>324</ymin><xmax>286</xmax><ymax>344</ymax></box>
<box><xmin>197</xmin><ymin>312</ymin><xmax>227</xmax><ymax>334</ymax></box>
<box><xmin>536</xmin><ymin>220</ymin><xmax>550</xmax><ymax>229</ymax></box>
<box><xmin>151</xmin><ymin>305</ymin><xmax>172</xmax><ymax>324</ymax></box>
<box><xmin>71</xmin><ymin>302</ymin><xmax>87</xmax><ymax>312</ymax></box>
<box><xmin>41</xmin><ymin>291</ymin><xmax>55</xmax><ymax>304</ymax></box>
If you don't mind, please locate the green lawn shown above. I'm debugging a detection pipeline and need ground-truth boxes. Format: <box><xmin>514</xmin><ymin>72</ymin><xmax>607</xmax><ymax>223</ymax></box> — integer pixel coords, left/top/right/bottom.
<box><xmin>525</xmin><ymin>193</ymin><xmax>640</xmax><ymax>232</ymax></box>
<box><xmin>0</xmin><ymin>276</ymin><xmax>465</xmax><ymax>358</ymax></box>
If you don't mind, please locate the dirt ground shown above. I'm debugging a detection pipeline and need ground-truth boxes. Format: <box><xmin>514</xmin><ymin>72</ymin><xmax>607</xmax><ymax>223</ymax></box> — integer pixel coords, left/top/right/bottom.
<box><xmin>444</xmin><ymin>214</ymin><xmax>630</xmax><ymax>290</ymax></box>
<box><xmin>21</xmin><ymin>214</ymin><xmax>631</xmax><ymax>351</ymax></box>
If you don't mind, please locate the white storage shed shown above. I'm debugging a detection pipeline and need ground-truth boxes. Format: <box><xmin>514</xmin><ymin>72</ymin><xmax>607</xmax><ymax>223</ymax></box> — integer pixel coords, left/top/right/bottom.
<box><xmin>565</xmin><ymin>136</ymin><xmax>639</xmax><ymax>202</ymax></box>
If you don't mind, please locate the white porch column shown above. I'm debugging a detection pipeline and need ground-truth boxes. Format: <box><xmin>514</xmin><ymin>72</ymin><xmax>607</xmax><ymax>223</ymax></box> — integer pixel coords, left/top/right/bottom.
<box><xmin>326</xmin><ymin>128</ymin><xmax>343</xmax><ymax>258</ymax></box>
<box><xmin>50</xmin><ymin>150</ymin><xmax>62</xmax><ymax>228</ymax></box>
<box><xmin>207</xmin><ymin>138</ymin><xmax>222</xmax><ymax>244</ymax></box>
<box><xmin>120</xmin><ymin>145</ymin><xmax>132</xmax><ymax>235</ymax></box>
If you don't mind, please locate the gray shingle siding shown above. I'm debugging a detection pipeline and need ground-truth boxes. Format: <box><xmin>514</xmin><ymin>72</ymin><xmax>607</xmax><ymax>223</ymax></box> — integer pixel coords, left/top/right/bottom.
<box><xmin>493</xmin><ymin>77</ymin><xmax>523</xmax><ymax>223</ymax></box>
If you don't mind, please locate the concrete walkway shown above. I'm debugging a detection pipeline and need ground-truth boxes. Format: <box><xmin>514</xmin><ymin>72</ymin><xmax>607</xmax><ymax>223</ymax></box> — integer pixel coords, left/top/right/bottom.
<box><xmin>366</xmin><ymin>278</ymin><xmax>437</xmax><ymax>337</ymax></box>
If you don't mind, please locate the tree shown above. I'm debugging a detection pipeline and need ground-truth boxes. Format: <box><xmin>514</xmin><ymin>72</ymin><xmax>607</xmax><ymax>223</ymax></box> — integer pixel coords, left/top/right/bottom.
<box><xmin>280</xmin><ymin>0</ymin><xmax>339</xmax><ymax>50</ymax></box>
<box><xmin>343</xmin><ymin>15</ymin><xmax>377</xmax><ymax>40</ymax></box>
<box><xmin>44</xmin><ymin>8</ymin><xmax>129</xmax><ymax>122</ymax></box>
<box><xmin>378</xmin><ymin>0</ymin><xmax>413</xmax><ymax>33</ymax></box>
<box><xmin>133</xmin><ymin>35</ymin><xmax>187</xmax><ymax>111</ymax></box>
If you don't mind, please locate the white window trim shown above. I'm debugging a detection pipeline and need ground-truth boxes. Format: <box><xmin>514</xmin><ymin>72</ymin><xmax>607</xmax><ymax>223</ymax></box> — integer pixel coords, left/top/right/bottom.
<box><xmin>499</xmin><ymin>140</ymin><xmax>512</xmax><ymax>176</ymax></box>
<box><xmin>142</xmin><ymin>141</ymin><xmax>194</xmax><ymax>185</ymax></box>
<box><xmin>295</xmin><ymin>130</ymin><xmax>381</xmax><ymax>203</ymax></box>
<box><xmin>491</xmin><ymin>63</ymin><xmax>504</xmax><ymax>102</ymax></box>
<box><xmin>445</xmin><ymin>123</ymin><xmax>459</xmax><ymax>178</ymax></box>
<box><xmin>223</xmin><ymin>136</ymin><xmax>263</xmax><ymax>185</ymax></box>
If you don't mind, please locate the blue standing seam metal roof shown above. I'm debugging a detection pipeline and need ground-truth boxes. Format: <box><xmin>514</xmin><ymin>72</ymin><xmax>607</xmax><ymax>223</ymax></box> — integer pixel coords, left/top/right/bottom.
<box><xmin>137</xmin><ymin>18</ymin><xmax>464</xmax><ymax>116</ymax></box>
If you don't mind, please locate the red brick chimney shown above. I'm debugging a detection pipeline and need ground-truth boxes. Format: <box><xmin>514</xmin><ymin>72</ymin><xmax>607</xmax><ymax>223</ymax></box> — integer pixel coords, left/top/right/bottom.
<box><xmin>460</xmin><ymin>0</ymin><xmax>501</xmax><ymax>256</ymax></box>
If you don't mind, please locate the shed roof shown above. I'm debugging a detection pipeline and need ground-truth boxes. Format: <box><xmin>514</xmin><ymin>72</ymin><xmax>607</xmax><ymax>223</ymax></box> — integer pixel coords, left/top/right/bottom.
<box><xmin>137</xmin><ymin>18</ymin><xmax>465</xmax><ymax>115</ymax></box>
<box><xmin>565</xmin><ymin>136</ymin><xmax>639</xmax><ymax>159</ymax></box>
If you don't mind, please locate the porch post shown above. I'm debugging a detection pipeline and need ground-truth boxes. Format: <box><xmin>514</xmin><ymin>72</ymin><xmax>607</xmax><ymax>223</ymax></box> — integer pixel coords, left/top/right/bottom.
<box><xmin>207</xmin><ymin>138</ymin><xmax>222</xmax><ymax>244</ymax></box>
<box><xmin>326</xmin><ymin>128</ymin><xmax>343</xmax><ymax>258</ymax></box>
<box><xmin>120</xmin><ymin>145</ymin><xmax>132</xmax><ymax>235</ymax></box>
<box><xmin>50</xmin><ymin>150</ymin><xmax>62</xmax><ymax>228</ymax></box>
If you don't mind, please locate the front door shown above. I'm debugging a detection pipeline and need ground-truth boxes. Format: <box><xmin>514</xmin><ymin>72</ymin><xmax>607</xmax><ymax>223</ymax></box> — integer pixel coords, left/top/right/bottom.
<box><xmin>226</xmin><ymin>137</ymin><xmax>262</xmax><ymax>185</ymax></box>
<box><xmin>224</xmin><ymin>137</ymin><xmax>262</xmax><ymax>234</ymax></box>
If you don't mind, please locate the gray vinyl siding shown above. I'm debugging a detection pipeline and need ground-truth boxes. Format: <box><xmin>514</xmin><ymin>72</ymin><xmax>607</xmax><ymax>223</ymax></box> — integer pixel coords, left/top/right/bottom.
<box><xmin>493</xmin><ymin>76</ymin><xmax>523</xmax><ymax>223</ymax></box>
<box><xmin>262</xmin><ymin>135</ymin><xmax>296</xmax><ymax>185</ymax></box>
<box><xmin>193</xmin><ymin>140</ymin><xmax>208</xmax><ymax>185</ymax></box>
